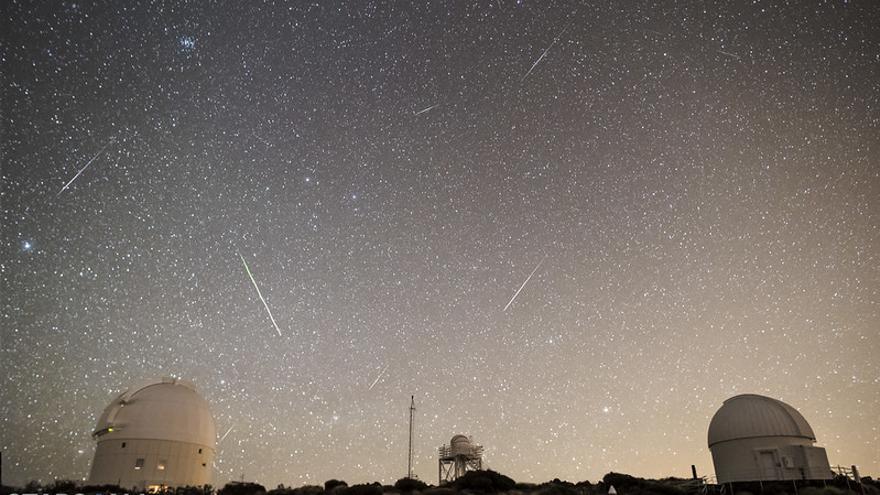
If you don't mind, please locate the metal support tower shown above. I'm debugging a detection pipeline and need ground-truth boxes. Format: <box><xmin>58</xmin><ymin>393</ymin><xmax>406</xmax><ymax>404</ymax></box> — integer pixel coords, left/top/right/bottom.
<box><xmin>438</xmin><ymin>435</ymin><xmax>483</xmax><ymax>484</ymax></box>
<box><xmin>407</xmin><ymin>395</ymin><xmax>415</xmax><ymax>479</ymax></box>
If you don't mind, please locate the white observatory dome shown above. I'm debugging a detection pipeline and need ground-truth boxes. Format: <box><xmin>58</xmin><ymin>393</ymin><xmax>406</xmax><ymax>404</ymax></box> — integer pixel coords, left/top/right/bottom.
<box><xmin>88</xmin><ymin>377</ymin><xmax>216</xmax><ymax>491</ymax></box>
<box><xmin>707</xmin><ymin>394</ymin><xmax>831</xmax><ymax>484</ymax></box>
<box><xmin>708</xmin><ymin>394</ymin><xmax>815</xmax><ymax>446</ymax></box>
<box><xmin>450</xmin><ymin>434</ymin><xmax>472</xmax><ymax>455</ymax></box>
<box><xmin>93</xmin><ymin>377</ymin><xmax>215</xmax><ymax>446</ymax></box>
<box><xmin>451</xmin><ymin>434</ymin><xmax>470</xmax><ymax>445</ymax></box>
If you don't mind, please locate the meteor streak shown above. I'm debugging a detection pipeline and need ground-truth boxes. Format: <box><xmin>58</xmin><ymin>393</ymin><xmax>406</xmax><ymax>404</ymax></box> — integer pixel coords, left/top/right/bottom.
<box><xmin>503</xmin><ymin>255</ymin><xmax>546</xmax><ymax>312</ymax></box>
<box><xmin>521</xmin><ymin>23</ymin><xmax>569</xmax><ymax>83</ymax></box>
<box><xmin>219</xmin><ymin>426</ymin><xmax>234</xmax><ymax>444</ymax></box>
<box><xmin>57</xmin><ymin>139</ymin><xmax>115</xmax><ymax>195</ymax></box>
<box><xmin>239</xmin><ymin>253</ymin><xmax>283</xmax><ymax>336</ymax></box>
<box><xmin>717</xmin><ymin>50</ymin><xmax>742</xmax><ymax>60</ymax></box>
<box><xmin>368</xmin><ymin>364</ymin><xmax>390</xmax><ymax>390</ymax></box>
<box><xmin>521</xmin><ymin>46</ymin><xmax>553</xmax><ymax>82</ymax></box>
<box><xmin>414</xmin><ymin>103</ymin><xmax>439</xmax><ymax>116</ymax></box>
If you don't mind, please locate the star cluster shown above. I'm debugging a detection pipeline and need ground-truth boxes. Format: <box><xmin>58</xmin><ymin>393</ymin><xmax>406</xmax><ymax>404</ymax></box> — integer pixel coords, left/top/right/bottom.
<box><xmin>2</xmin><ymin>0</ymin><xmax>879</xmax><ymax>488</ymax></box>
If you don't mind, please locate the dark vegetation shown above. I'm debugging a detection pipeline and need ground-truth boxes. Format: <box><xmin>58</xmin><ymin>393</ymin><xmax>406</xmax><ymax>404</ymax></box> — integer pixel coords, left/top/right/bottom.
<box><xmin>2</xmin><ymin>471</ymin><xmax>878</xmax><ymax>495</ymax></box>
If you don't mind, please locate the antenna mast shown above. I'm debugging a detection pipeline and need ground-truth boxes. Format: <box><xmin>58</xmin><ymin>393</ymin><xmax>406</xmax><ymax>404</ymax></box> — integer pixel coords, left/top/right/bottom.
<box><xmin>407</xmin><ymin>395</ymin><xmax>415</xmax><ymax>479</ymax></box>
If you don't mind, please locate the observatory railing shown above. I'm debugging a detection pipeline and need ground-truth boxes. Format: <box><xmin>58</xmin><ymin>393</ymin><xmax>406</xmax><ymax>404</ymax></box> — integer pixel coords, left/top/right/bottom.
<box><xmin>830</xmin><ymin>465</ymin><xmax>867</xmax><ymax>495</ymax></box>
<box><xmin>438</xmin><ymin>444</ymin><xmax>484</xmax><ymax>460</ymax></box>
<box><xmin>712</xmin><ymin>465</ymin><xmax>834</xmax><ymax>482</ymax></box>
<box><xmin>830</xmin><ymin>465</ymin><xmax>862</xmax><ymax>481</ymax></box>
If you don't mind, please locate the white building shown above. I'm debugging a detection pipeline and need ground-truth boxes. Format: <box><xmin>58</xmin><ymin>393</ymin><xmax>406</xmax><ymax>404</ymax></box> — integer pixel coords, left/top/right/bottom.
<box><xmin>88</xmin><ymin>377</ymin><xmax>216</xmax><ymax>492</ymax></box>
<box><xmin>438</xmin><ymin>434</ymin><xmax>483</xmax><ymax>484</ymax></box>
<box><xmin>708</xmin><ymin>394</ymin><xmax>832</xmax><ymax>483</ymax></box>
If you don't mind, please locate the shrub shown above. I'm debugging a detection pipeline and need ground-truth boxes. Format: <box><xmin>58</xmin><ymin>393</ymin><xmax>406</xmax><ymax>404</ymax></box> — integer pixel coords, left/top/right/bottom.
<box><xmin>326</xmin><ymin>480</ymin><xmax>349</xmax><ymax>492</ymax></box>
<box><xmin>219</xmin><ymin>482</ymin><xmax>268</xmax><ymax>495</ymax></box>
<box><xmin>24</xmin><ymin>481</ymin><xmax>43</xmax><ymax>493</ymax></box>
<box><xmin>341</xmin><ymin>483</ymin><xmax>383</xmax><ymax>495</ymax></box>
<box><xmin>515</xmin><ymin>483</ymin><xmax>539</xmax><ymax>491</ymax></box>
<box><xmin>453</xmin><ymin>470</ymin><xmax>516</xmax><ymax>492</ymax></box>
<box><xmin>422</xmin><ymin>487</ymin><xmax>456</xmax><ymax>495</ymax></box>
<box><xmin>600</xmin><ymin>472</ymin><xmax>684</xmax><ymax>495</ymax></box>
<box><xmin>535</xmin><ymin>481</ymin><xmax>580</xmax><ymax>495</ymax></box>
<box><xmin>79</xmin><ymin>484</ymin><xmax>127</xmax><ymax>495</ymax></box>
<box><xmin>395</xmin><ymin>478</ymin><xmax>429</xmax><ymax>492</ymax></box>
<box><xmin>175</xmin><ymin>486</ymin><xmax>214</xmax><ymax>495</ymax></box>
<box><xmin>294</xmin><ymin>486</ymin><xmax>325</xmax><ymax>495</ymax></box>
<box><xmin>268</xmin><ymin>486</ymin><xmax>296</xmax><ymax>495</ymax></box>
<box><xmin>48</xmin><ymin>480</ymin><xmax>79</xmax><ymax>493</ymax></box>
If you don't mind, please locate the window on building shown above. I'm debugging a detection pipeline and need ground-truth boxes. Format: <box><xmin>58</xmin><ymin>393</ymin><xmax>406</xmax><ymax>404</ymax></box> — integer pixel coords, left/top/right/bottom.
<box><xmin>202</xmin><ymin>463</ymin><xmax>207</xmax><ymax>467</ymax></box>
<box><xmin>121</xmin><ymin>442</ymin><xmax>126</xmax><ymax>448</ymax></box>
<box><xmin>134</xmin><ymin>458</ymin><xmax>145</xmax><ymax>470</ymax></box>
<box><xmin>198</xmin><ymin>448</ymin><xmax>203</xmax><ymax>454</ymax></box>
<box><xmin>157</xmin><ymin>460</ymin><xmax>166</xmax><ymax>471</ymax></box>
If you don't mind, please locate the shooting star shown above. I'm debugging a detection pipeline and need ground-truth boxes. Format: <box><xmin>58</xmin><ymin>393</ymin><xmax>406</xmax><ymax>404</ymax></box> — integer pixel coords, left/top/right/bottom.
<box><xmin>521</xmin><ymin>45</ymin><xmax>553</xmax><ymax>82</ymax></box>
<box><xmin>239</xmin><ymin>253</ymin><xmax>283</xmax><ymax>337</ymax></box>
<box><xmin>413</xmin><ymin>103</ymin><xmax>439</xmax><ymax>116</ymax></box>
<box><xmin>219</xmin><ymin>426</ymin><xmax>234</xmax><ymax>444</ymax></box>
<box><xmin>643</xmin><ymin>29</ymin><xmax>670</xmax><ymax>38</ymax></box>
<box><xmin>57</xmin><ymin>139</ymin><xmax>115</xmax><ymax>195</ymax></box>
<box><xmin>718</xmin><ymin>50</ymin><xmax>742</xmax><ymax>60</ymax></box>
<box><xmin>521</xmin><ymin>24</ymin><xmax>569</xmax><ymax>82</ymax></box>
<box><xmin>368</xmin><ymin>364</ymin><xmax>390</xmax><ymax>390</ymax></box>
<box><xmin>503</xmin><ymin>255</ymin><xmax>547</xmax><ymax>312</ymax></box>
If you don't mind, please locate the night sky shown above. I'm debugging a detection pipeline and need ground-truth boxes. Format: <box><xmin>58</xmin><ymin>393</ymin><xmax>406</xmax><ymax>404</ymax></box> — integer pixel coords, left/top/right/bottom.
<box><xmin>2</xmin><ymin>0</ymin><xmax>879</xmax><ymax>488</ymax></box>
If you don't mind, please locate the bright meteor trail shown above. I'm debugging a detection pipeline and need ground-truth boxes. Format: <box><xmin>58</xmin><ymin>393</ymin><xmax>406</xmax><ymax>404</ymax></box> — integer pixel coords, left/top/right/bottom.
<box><xmin>368</xmin><ymin>364</ymin><xmax>390</xmax><ymax>390</ymax></box>
<box><xmin>503</xmin><ymin>256</ymin><xmax>547</xmax><ymax>312</ymax></box>
<box><xmin>219</xmin><ymin>425</ymin><xmax>234</xmax><ymax>444</ymax></box>
<box><xmin>239</xmin><ymin>253</ymin><xmax>283</xmax><ymax>336</ymax></box>
<box><xmin>413</xmin><ymin>103</ymin><xmax>439</xmax><ymax>116</ymax></box>
<box><xmin>520</xmin><ymin>23</ymin><xmax>569</xmax><ymax>83</ymax></box>
<box><xmin>56</xmin><ymin>139</ymin><xmax>114</xmax><ymax>195</ymax></box>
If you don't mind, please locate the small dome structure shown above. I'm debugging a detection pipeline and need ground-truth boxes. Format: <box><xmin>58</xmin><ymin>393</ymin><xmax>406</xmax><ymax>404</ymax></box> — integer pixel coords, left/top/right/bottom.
<box><xmin>438</xmin><ymin>434</ymin><xmax>483</xmax><ymax>484</ymax></box>
<box><xmin>450</xmin><ymin>434</ymin><xmax>472</xmax><ymax>455</ymax></box>
<box><xmin>708</xmin><ymin>394</ymin><xmax>831</xmax><ymax>483</ymax></box>
<box><xmin>88</xmin><ymin>377</ymin><xmax>216</xmax><ymax>491</ymax></box>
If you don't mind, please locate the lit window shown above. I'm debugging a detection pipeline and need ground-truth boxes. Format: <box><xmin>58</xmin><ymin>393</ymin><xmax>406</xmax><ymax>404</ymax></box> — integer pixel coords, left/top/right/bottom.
<box><xmin>135</xmin><ymin>458</ymin><xmax>145</xmax><ymax>470</ymax></box>
<box><xmin>157</xmin><ymin>460</ymin><xmax>166</xmax><ymax>471</ymax></box>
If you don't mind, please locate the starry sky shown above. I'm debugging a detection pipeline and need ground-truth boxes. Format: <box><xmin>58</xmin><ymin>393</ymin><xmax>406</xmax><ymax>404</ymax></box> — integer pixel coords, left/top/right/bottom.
<box><xmin>2</xmin><ymin>0</ymin><xmax>879</xmax><ymax>488</ymax></box>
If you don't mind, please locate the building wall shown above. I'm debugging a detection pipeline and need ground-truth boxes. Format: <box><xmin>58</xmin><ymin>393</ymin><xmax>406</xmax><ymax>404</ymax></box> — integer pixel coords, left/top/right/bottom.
<box><xmin>88</xmin><ymin>438</ymin><xmax>214</xmax><ymax>491</ymax></box>
<box><xmin>799</xmin><ymin>444</ymin><xmax>833</xmax><ymax>480</ymax></box>
<box><xmin>710</xmin><ymin>436</ymin><xmax>832</xmax><ymax>483</ymax></box>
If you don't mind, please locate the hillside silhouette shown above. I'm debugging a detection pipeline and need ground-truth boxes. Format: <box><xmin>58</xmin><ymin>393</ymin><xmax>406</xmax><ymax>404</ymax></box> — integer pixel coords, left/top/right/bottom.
<box><xmin>3</xmin><ymin>470</ymin><xmax>878</xmax><ymax>495</ymax></box>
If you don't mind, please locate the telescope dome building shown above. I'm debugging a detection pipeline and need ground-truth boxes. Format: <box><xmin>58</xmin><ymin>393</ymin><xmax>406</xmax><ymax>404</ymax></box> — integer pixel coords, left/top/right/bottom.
<box><xmin>708</xmin><ymin>394</ymin><xmax>832</xmax><ymax>483</ymax></box>
<box><xmin>438</xmin><ymin>434</ymin><xmax>483</xmax><ymax>484</ymax></box>
<box><xmin>88</xmin><ymin>377</ymin><xmax>216</xmax><ymax>491</ymax></box>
